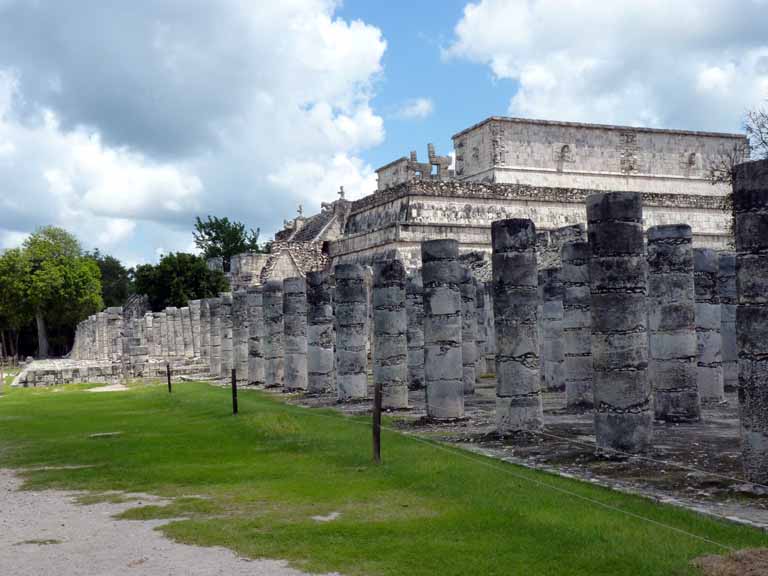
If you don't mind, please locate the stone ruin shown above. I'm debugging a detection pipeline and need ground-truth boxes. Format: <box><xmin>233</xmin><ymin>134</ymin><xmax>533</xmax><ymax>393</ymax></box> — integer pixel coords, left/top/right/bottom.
<box><xmin>12</xmin><ymin>158</ymin><xmax>768</xmax><ymax>489</ymax></box>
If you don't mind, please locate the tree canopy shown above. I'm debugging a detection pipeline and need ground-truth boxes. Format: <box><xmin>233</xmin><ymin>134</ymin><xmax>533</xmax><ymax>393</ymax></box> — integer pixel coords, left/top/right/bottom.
<box><xmin>193</xmin><ymin>215</ymin><xmax>264</xmax><ymax>271</ymax></box>
<box><xmin>0</xmin><ymin>226</ymin><xmax>103</xmax><ymax>358</ymax></box>
<box><xmin>87</xmin><ymin>249</ymin><xmax>133</xmax><ymax>308</ymax></box>
<box><xmin>133</xmin><ymin>252</ymin><xmax>228</xmax><ymax>311</ymax></box>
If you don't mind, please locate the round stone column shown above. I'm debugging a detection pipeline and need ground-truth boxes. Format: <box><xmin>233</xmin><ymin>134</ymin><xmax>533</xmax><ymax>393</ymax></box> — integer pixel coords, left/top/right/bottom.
<box><xmin>647</xmin><ymin>225</ymin><xmax>700</xmax><ymax>421</ymax></box>
<box><xmin>373</xmin><ymin>259</ymin><xmax>409</xmax><ymax>409</ymax></box>
<box><xmin>475</xmin><ymin>279</ymin><xmax>488</xmax><ymax>378</ymax></box>
<box><xmin>587</xmin><ymin>192</ymin><xmax>652</xmax><ymax>454</ymax></box>
<box><xmin>208</xmin><ymin>298</ymin><xmax>222</xmax><ymax>376</ymax></box>
<box><xmin>405</xmin><ymin>271</ymin><xmax>425</xmax><ymax>391</ymax></box>
<box><xmin>733</xmin><ymin>159</ymin><xmax>768</xmax><ymax>482</ymax></box>
<box><xmin>540</xmin><ymin>267</ymin><xmax>565</xmax><ymax>391</ymax></box>
<box><xmin>694</xmin><ymin>248</ymin><xmax>724</xmax><ymax>404</ymax></box>
<box><xmin>283</xmin><ymin>277</ymin><xmax>308</xmax><ymax>392</ymax></box>
<box><xmin>718</xmin><ymin>252</ymin><xmax>738</xmax><ymax>392</ymax></box>
<box><xmin>232</xmin><ymin>290</ymin><xmax>250</xmax><ymax>383</ymax></box>
<box><xmin>246</xmin><ymin>287</ymin><xmax>265</xmax><ymax>386</ymax></box>
<box><xmin>334</xmin><ymin>263</ymin><xmax>368</xmax><ymax>400</ymax></box>
<box><xmin>200</xmin><ymin>300</ymin><xmax>211</xmax><ymax>365</ymax></box>
<box><xmin>561</xmin><ymin>241</ymin><xmax>593</xmax><ymax>408</ymax></box>
<box><xmin>219</xmin><ymin>292</ymin><xmax>234</xmax><ymax>378</ymax></box>
<box><xmin>422</xmin><ymin>240</ymin><xmax>464</xmax><ymax>419</ymax></box>
<box><xmin>189</xmin><ymin>299</ymin><xmax>201</xmax><ymax>357</ymax></box>
<box><xmin>492</xmin><ymin>219</ymin><xmax>542</xmax><ymax>432</ymax></box>
<box><xmin>307</xmin><ymin>271</ymin><xmax>335</xmax><ymax>394</ymax></box>
<box><xmin>460</xmin><ymin>268</ymin><xmax>477</xmax><ymax>394</ymax></box>
<box><xmin>263</xmin><ymin>281</ymin><xmax>284</xmax><ymax>388</ymax></box>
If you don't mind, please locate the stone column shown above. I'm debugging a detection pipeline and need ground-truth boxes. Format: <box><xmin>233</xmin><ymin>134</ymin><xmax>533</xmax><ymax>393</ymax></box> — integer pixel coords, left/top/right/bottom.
<box><xmin>189</xmin><ymin>300</ymin><xmax>201</xmax><ymax>357</ymax></box>
<box><xmin>232</xmin><ymin>290</ymin><xmax>250</xmax><ymax>383</ymax></box>
<box><xmin>460</xmin><ymin>267</ymin><xmax>477</xmax><ymax>395</ymax></box>
<box><xmin>540</xmin><ymin>268</ymin><xmax>565</xmax><ymax>391</ymax></box>
<box><xmin>181</xmin><ymin>307</ymin><xmax>194</xmax><ymax>358</ymax></box>
<box><xmin>173</xmin><ymin>307</ymin><xmax>185</xmax><ymax>359</ymax></box>
<box><xmin>647</xmin><ymin>225</ymin><xmax>700</xmax><ymax>421</ymax></box>
<box><xmin>307</xmin><ymin>271</ymin><xmax>335</xmax><ymax>394</ymax></box>
<box><xmin>143</xmin><ymin>312</ymin><xmax>154</xmax><ymax>359</ymax></box>
<box><xmin>334</xmin><ymin>264</ymin><xmax>368</xmax><ymax>400</ymax></box>
<box><xmin>209</xmin><ymin>298</ymin><xmax>222</xmax><ymax>377</ymax></box>
<box><xmin>492</xmin><ymin>219</ymin><xmax>542</xmax><ymax>432</ymax></box>
<box><xmin>263</xmin><ymin>281</ymin><xmax>284</xmax><ymax>388</ymax></box>
<box><xmin>158</xmin><ymin>311</ymin><xmax>169</xmax><ymax>360</ymax></box>
<box><xmin>373</xmin><ymin>259</ymin><xmax>409</xmax><ymax>409</ymax></box>
<box><xmin>561</xmin><ymin>241</ymin><xmax>593</xmax><ymax>408</ymax></box>
<box><xmin>283</xmin><ymin>277</ymin><xmax>308</xmax><ymax>392</ymax></box>
<box><xmin>485</xmin><ymin>284</ymin><xmax>497</xmax><ymax>376</ymax></box>
<box><xmin>733</xmin><ymin>159</ymin><xmax>768</xmax><ymax>482</ymax></box>
<box><xmin>164</xmin><ymin>307</ymin><xmax>176</xmax><ymax>359</ymax></box>
<box><xmin>220</xmin><ymin>292</ymin><xmax>234</xmax><ymax>379</ymax></box>
<box><xmin>405</xmin><ymin>271</ymin><xmax>425</xmax><ymax>391</ymax></box>
<box><xmin>246</xmin><ymin>287</ymin><xmax>265</xmax><ymax>386</ymax></box>
<box><xmin>588</xmin><ymin>192</ymin><xmax>651</xmax><ymax>454</ymax></box>
<box><xmin>474</xmin><ymin>279</ymin><xmax>488</xmax><ymax>378</ymax></box>
<box><xmin>718</xmin><ymin>252</ymin><xmax>738</xmax><ymax>392</ymax></box>
<box><xmin>200</xmin><ymin>299</ymin><xmax>211</xmax><ymax>365</ymax></box>
<box><xmin>422</xmin><ymin>239</ymin><xmax>464</xmax><ymax>419</ymax></box>
<box><xmin>694</xmin><ymin>248</ymin><xmax>724</xmax><ymax>404</ymax></box>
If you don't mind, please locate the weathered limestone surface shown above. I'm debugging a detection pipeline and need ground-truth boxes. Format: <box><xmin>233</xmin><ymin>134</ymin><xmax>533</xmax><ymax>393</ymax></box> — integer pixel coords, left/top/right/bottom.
<box><xmin>460</xmin><ymin>267</ymin><xmax>477</xmax><ymax>394</ymax></box>
<box><xmin>647</xmin><ymin>225</ymin><xmax>700</xmax><ymax>421</ymax></box>
<box><xmin>263</xmin><ymin>281</ymin><xmax>285</xmax><ymax>388</ymax></box>
<box><xmin>232</xmin><ymin>290</ymin><xmax>250</xmax><ymax>383</ymax></box>
<box><xmin>208</xmin><ymin>298</ymin><xmax>222</xmax><ymax>377</ymax></box>
<box><xmin>492</xmin><ymin>219</ymin><xmax>542</xmax><ymax>432</ymax></box>
<box><xmin>718</xmin><ymin>252</ymin><xmax>738</xmax><ymax>392</ymax></box>
<box><xmin>405</xmin><ymin>271</ymin><xmax>425</xmax><ymax>391</ymax></box>
<box><xmin>246</xmin><ymin>287</ymin><xmax>265</xmax><ymax>386</ymax></box>
<box><xmin>474</xmin><ymin>279</ymin><xmax>488</xmax><ymax>377</ymax></box>
<box><xmin>307</xmin><ymin>271</ymin><xmax>335</xmax><ymax>394</ymax></box>
<box><xmin>181</xmin><ymin>307</ymin><xmax>194</xmax><ymax>358</ymax></box>
<box><xmin>540</xmin><ymin>267</ymin><xmax>565</xmax><ymax>391</ymax></box>
<box><xmin>733</xmin><ymin>159</ymin><xmax>768</xmax><ymax>483</ymax></box>
<box><xmin>373</xmin><ymin>259</ymin><xmax>409</xmax><ymax>409</ymax></box>
<box><xmin>283</xmin><ymin>277</ymin><xmax>308</xmax><ymax>391</ymax></box>
<box><xmin>588</xmin><ymin>192</ymin><xmax>652</xmax><ymax>454</ymax></box>
<box><xmin>694</xmin><ymin>248</ymin><xmax>724</xmax><ymax>404</ymax></box>
<box><xmin>422</xmin><ymin>240</ymin><xmax>464</xmax><ymax>419</ymax></box>
<box><xmin>561</xmin><ymin>242</ymin><xmax>593</xmax><ymax>408</ymax></box>
<box><xmin>189</xmin><ymin>300</ymin><xmax>201</xmax><ymax>357</ymax></box>
<box><xmin>219</xmin><ymin>293</ymin><xmax>234</xmax><ymax>378</ymax></box>
<box><xmin>334</xmin><ymin>264</ymin><xmax>368</xmax><ymax>400</ymax></box>
<box><xmin>200</xmin><ymin>300</ymin><xmax>211</xmax><ymax>365</ymax></box>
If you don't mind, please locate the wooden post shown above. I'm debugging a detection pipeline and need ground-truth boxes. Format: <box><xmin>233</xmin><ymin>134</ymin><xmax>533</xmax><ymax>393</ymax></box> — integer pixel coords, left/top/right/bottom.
<box><xmin>231</xmin><ymin>368</ymin><xmax>238</xmax><ymax>415</ymax></box>
<box><xmin>166</xmin><ymin>363</ymin><xmax>172</xmax><ymax>393</ymax></box>
<box><xmin>373</xmin><ymin>380</ymin><xmax>382</xmax><ymax>464</ymax></box>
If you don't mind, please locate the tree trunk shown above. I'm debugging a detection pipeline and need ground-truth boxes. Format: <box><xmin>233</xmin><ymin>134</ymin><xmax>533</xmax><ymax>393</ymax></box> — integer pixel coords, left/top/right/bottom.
<box><xmin>35</xmin><ymin>309</ymin><xmax>49</xmax><ymax>359</ymax></box>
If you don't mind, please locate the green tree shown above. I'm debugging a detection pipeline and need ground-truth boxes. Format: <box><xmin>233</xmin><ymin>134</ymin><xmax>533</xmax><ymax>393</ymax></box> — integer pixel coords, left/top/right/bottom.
<box><xmin>133</xmin><ymin>252</ymin><xmax>228</xmax><ymax>311</ymax></box>
<box><xmin>193</xmin><ymin>215</ymin><xmax>263</xmax><ymax>271</ymax></box>
<box><xmin>0</xmin><ymin>248</ymin><xmax>33</xmax><ymax>358</ymax></box>
<box><xmin>23</xmin><ymin>227</ymin><xmax>103</xmax><ymax>358</ymax></box>
<box><xmin>87</xmin><ymin>249</ymin><xmax>133</xmax><ymax>307</ymax></box>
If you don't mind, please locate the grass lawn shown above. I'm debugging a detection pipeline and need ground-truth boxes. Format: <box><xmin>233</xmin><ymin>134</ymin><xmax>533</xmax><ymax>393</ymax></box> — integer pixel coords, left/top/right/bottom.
<box><xmin>0</xmin><ymin>381</ymin><xmax>764</xmax><ymax>575</ymax></box>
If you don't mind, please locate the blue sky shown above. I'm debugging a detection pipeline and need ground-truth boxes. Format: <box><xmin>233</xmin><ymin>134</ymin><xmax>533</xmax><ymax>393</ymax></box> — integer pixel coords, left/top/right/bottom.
<box><xmin>338</xmin><ymin>0</ymin><xmax>513</xmax><ymax>169</ymax></box>
<box><xmin>0</xmin><ymin>0</ymin><xmax>766</xmax><ymax>266</ymax></box>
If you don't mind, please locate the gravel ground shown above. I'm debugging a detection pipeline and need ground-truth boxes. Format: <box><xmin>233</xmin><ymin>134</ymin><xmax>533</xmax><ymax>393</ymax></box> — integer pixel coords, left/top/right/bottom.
<box><xmin>0</xmin><ymin>469</ymin><xmax>338</xmax><ymax>576</ymax></box>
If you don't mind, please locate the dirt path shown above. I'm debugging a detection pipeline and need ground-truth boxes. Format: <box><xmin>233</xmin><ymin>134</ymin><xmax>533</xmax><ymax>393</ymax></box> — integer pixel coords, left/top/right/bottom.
<box><xmin>0</xmin><ymin>469</ymin><xmax>338</xmax><ymax>576</ymax></box>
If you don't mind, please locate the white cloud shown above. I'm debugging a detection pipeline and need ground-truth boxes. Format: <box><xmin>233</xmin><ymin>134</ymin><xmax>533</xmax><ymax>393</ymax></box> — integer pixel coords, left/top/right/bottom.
<box><xmin>0</xmin><ymin>1</ymin><xmax>387</xmax><ymax>263</ymax></box>
<box><xmin>447</xmin><ymin>0</ymin><xmax>768</xmax><ymax>131</ymax></box>
<box><xmin>395</xmin><ymin>98</ymin><xmax>435</xmax><ymax>120</ymax></box>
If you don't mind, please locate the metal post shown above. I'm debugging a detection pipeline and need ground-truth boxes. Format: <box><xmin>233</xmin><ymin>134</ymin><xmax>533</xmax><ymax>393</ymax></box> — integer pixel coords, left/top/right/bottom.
<box><xmin>166</xmin><ymin>363</ymin><xmax>172</xmax><ymax>394</ymax></box>
<box><xmin>231</xmin><ymin>368</ymin><xmax>238</xmax><ymax>415</ymax></box>
<box><xmin>373</xmin><ymin>380</ymin><xmax>382</xmax><ymax>464</ymax></box>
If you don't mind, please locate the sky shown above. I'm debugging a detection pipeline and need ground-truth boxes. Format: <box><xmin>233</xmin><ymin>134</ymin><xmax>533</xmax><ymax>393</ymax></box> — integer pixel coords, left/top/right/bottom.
<box><xmin>0</xmin><ymin>0</ymin><xmax>767</xmax><ymax>266</ymax></box>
